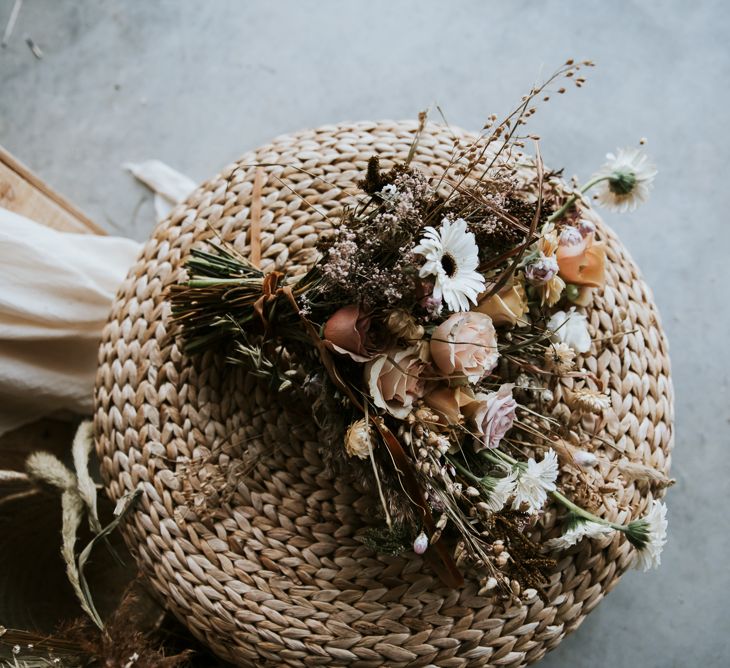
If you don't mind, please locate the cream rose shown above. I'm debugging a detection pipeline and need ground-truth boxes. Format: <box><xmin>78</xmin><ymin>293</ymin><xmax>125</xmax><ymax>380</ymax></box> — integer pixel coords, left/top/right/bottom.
<box><xmin>365</xmin><ymin>347</ymin><xmax>428</xmax><ymax>419</ymax></box>
<box><xmin>465</xmin><ymin>383</ymin><xmax>517</xmax><ymax>450</ymax></box>
<box><xmin>430</xmin><ymin>311</ymin><xmax>499</xmax><ymax>383</ymax></box>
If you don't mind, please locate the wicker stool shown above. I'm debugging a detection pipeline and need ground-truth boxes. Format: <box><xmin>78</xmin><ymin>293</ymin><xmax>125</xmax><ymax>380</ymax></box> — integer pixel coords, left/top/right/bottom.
<box><xmin>94</xmin><ymin>121</ymin><xmax>673</xmax><ymax>667</ymax></box>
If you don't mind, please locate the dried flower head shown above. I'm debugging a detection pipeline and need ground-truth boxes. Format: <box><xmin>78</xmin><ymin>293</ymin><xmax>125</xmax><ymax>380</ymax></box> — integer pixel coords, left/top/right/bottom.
<box><xmin>570</xmin><ymin>388</ymin><xmax>611</xmax><ymax>415</ymax></box>
<box><xmin>540</xmin><ymin>273</ymin><xmax>566</xmax><ymax>307</ymax></box>
<box><xmin>525</xmin><ymin>254</ymin><xmax>559</xmax><ymax>285</ymax></box>
<box><xmin>544</xmin><ymin>342</ymin><xmax>576</xmax><ymax>374</ymax></box>
<box><xmin>344</xmin><ymin>418</ymin><xmax>374</xmax><ymax>459</ymax></box>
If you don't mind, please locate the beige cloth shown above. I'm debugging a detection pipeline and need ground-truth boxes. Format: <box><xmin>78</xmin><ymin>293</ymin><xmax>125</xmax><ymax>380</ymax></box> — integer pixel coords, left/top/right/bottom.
<box><xmin>0</xmin><ymin>208</ymin><xmax>142</xmax><ymax>435</ymax></box>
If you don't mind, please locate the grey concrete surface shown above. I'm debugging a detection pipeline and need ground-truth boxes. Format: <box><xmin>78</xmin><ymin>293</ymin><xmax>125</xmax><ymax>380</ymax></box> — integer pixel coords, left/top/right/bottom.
<box><xmin>1</xmin><ymin>1</ymin><xmax>728</xmax><ymax>666</ymax></box>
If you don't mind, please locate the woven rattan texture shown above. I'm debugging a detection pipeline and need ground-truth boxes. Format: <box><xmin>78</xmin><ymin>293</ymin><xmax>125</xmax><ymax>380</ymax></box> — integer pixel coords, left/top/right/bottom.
<box><xmin>94</xmin><ymin>121</ymin><xmax>673</xmax><ymax>667</ymax></box>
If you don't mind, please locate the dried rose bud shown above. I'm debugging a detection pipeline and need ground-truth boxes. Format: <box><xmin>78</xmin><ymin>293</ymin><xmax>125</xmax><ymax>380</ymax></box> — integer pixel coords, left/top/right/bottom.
<box><xmin>525</xmin><ymin>255</ymin><xmax>559</xmax><ymax>284</ymax></box>
<box><xmin>577</xmin><ymin>218</ymin><xmax>596</xmax><ymax>237</ymax></box>
<box><xmin>413</xmin><ymin>532</ymin><xmax>429</xmax><ymax>555</ymax></box>
<box><xmin>559</xmin><ymin>226</ymin><xmax>583</xmax><ymax>246</ymax></box>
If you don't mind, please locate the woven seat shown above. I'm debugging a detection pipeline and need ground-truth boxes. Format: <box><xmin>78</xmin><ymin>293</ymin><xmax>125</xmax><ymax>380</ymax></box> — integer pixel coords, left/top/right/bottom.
<box><xmin>94</xmin><ymin>121</ymin><xmax>673</xmax><ymax>667</ymax></box>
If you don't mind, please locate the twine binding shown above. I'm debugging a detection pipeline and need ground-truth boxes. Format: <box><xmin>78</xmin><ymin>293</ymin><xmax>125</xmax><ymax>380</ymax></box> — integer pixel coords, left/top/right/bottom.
<box><xmin>94</xmin><ymin>121</ymin><xmax>673</xmax><ymax>667</ymax></box>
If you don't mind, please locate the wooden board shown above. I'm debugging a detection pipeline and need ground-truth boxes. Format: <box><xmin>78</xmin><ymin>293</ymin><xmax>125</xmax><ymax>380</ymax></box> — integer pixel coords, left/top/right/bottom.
<box><xmin>0</xmin><ymin>146</ymin><xmax>105</xmax><ymax>235</ymax></box>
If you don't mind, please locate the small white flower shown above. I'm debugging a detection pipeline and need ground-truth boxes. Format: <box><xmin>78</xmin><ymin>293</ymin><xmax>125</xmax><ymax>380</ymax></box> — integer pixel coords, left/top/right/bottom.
<box><xmin>547</xmin><ymin>518</ymin><xmax>614</xmax><ymax>549</ymax></box>
<box><xmin>627</xmin><ymin>500</ymin><xmax>668</xmax><ymax>571</ymax></box>
<box><xmin>414</xmin><ymin>217</ymin><xmax>486</xmax><ymax>312</ymax></box>
<box><xmin>379</xmin><ymin>184</ymin><xmax>399</xmax><ymax>207</ymax></box>
<box><xmin>482</xmin><ymin>468</ymin><xmax>518</xmax><ymax>512</ymax></box>
<box><xmin>592</xmin><ymin>147</ymin><xmax>657</xmax><ymax>212</ymax></box>
<box><xmin>512</xmin><ymin>449</ymin><xmax>559</xmax><ymax>514</ymax></box>
<box><xmin>548</xmin><ymin>307</ymin><xmax>591</xmax><ymax>354</ymax></box>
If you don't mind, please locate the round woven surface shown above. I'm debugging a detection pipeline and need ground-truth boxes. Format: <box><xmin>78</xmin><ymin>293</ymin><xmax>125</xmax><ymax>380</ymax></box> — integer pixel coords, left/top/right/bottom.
<box><xmin>94</xmin><ymin>121</ymin><xmax>673</xmax><ymax>667</ymax></box>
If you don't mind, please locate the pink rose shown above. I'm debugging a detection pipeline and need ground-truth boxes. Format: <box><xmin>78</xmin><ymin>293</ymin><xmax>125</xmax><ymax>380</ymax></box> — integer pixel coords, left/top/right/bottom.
<box><xmin>365</xmin><ymin>347</ymin><xmax>428</xmax><ymax>419</ymax></box>
<box><xmin>430</xmin><ymin>312</ymin><xmax>499</xmax><ymax>383</ymax></box>
<box><xmin>323</xmin><ymin>304</ymin><xmax>373</xmax><ymax>362</ymax></box>
<box><xmin>465</xmin><ymin>383</ymin><xmax>516</xmax><ymax>450</ymax></box>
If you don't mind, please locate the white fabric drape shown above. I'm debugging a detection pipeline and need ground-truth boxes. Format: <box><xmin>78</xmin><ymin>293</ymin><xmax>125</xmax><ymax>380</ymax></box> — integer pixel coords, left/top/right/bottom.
<box><xmin>0</xmin><ymin>209</ymin><xmax>142</xmax><ymax>435</ymax></box>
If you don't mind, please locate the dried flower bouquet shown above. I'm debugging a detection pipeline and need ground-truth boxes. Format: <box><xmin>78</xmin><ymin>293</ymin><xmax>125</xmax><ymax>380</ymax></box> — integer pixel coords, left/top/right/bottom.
<box><xmin>171</xmin><ymin>61</ymin><xmax>667</xmax><ymax>597</ymax></box>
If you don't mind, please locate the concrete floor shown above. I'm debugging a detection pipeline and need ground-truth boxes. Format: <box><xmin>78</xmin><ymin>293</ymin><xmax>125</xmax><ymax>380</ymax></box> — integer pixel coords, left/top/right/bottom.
<box><xmin>1</xmin><ymin>1</ymin><xmax>728</xmax><ymax>666</ymax></box>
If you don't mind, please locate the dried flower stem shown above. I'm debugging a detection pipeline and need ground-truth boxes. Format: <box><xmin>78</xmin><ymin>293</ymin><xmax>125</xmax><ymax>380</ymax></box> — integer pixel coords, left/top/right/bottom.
<box><xmin>364</xmin><ymin>402</ymin><xmax>392</xmax><ymax>528</ymax></box>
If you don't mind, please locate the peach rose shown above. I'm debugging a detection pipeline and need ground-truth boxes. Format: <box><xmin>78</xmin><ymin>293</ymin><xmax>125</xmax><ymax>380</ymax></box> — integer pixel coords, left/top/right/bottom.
<box><xmin>475</xmin><ymin>280</ymin><xmax>528</xmax><ymax>327</ymax></box>
<box><xmin>557</xmin><ymin>230</ymin><xmax>606</xmax><ymax>288</ymax></box>
<box><xmin>365</xmin><ymin>347</ymin><xmax>428</xmax><ymax>419</ymax></box>
<box><xmin>323</xmin><ymin>304</ymin><xmax>373</xmax><ymax>362</ymax></box>
<box><xmin>430</xmin><ymin>312</ymin><xmax>499</xmax><ymax>383</ymax></box>
<box><xmin>424</xmin><ymin>385</ymin><xmax>476</xmax><ymax>425</ymax></box>
<box><xmin>464</xmin><ymin>383</ymin><xmax>516</xmax><ymax>450</ymax></box>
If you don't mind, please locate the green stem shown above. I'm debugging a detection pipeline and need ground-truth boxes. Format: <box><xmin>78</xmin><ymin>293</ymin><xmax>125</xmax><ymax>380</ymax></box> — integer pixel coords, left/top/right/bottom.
<box><xmin>547</xmin><ymin>175</ymin><xmax>609</xmax><ymax>223</ymax></box>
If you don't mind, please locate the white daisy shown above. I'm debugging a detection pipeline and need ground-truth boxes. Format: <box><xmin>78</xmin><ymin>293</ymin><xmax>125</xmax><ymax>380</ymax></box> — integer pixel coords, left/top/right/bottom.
<box><xmin>592</xmin><ymin>148</ymin><xmax>657</xmax><ymax>213</ymax></box>
<box><xmin>626</xmin><ymin>499</ymin><xmax>668</xmax><ymax>571</ymax></box>
<box><xmin>413</xmin><ymin>217</ymin><xmax>486</xmax><ymax>312</ymax></box>
<box><xmin>512</xmin><ymin>449</ymin><xmax>559</xmax><ymax>515</ymax></box>
<box><xmin>481</xmin><ymin>468</ymin><xmax>518</xmax><ymax>513</ymax></box>
<box><xmin>547</xmin><ymin>518</ymin><xmax>614</xmax><ymax>550</ymax></box>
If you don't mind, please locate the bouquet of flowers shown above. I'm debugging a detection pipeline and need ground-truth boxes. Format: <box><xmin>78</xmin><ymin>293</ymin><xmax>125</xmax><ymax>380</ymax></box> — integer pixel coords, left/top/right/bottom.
<box><xmin>170</xmin><ymin>60</ymin><xmax>667</xmax><ymax>597</ymax></box>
